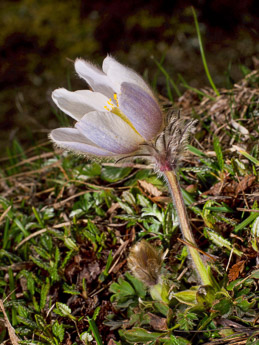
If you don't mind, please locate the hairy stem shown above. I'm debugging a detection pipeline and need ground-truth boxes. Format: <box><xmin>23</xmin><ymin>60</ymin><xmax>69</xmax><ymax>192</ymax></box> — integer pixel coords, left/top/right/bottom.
<box><xmin>164</xmin><ymin>170</ymin><xmax>211</xmax><ymax>286</ymax></box>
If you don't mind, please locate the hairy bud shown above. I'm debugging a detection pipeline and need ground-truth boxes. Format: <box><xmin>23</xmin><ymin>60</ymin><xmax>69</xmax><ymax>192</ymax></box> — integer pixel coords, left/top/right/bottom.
<box><xmin>128</xmin><ymin>240</ymin><xmax>164</xmax><ymax>287</ymax></box>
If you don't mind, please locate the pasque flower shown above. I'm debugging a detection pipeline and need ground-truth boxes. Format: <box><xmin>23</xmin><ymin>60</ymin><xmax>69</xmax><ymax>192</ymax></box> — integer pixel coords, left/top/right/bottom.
<box><xmin>50</xmin><ymin>55</ymin><xmax>213</xmax><ymax>288</ymax></box>
<box><xmin>50</xmin><ymin>56</ymin><xmax>163</xmax><ymax>157</ymax></box>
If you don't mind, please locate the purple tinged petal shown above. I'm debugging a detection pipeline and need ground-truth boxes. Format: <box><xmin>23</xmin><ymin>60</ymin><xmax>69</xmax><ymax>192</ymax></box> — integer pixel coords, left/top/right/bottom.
<box><xmin>119</xmin><ymin>82</ymin><xmax>163</xmax><ymax>141</ymax></box>
<box><xmin>50</xmin><ymin>128</ymin><xmax>117</xmax><ymax>156</ymax></box>
<box><xmin>75</xmin><ymin>111</ymin><xmax>143</xmax><ymax>154</ymax></box>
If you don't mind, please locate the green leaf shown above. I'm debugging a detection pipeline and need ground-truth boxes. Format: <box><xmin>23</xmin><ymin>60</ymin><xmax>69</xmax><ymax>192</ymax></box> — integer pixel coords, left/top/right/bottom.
<box><xmin>153</xmin><ymin>302</ymin><xmax>170</xmax><ymax>317</ymax></box>
<box><xmin>87</xmin><ymin>317</ymin><xmax>103</xmax><ymax>345</ymax></box>
<box><xmin>118</xmin><ymin>200</ymin><xmax>135</xmax><ymax>215</ymax></box>
<box><xmin>213</xmin><ymin>136</ymin><xmax>224</xmax><ymax>171</ymax></box>
<box><xmin>34</xmin><ymin>314</ymin><xmax>46</xmax><ymax>330</ymax></box>
<box><xmin>204</xmin><ymin>206</ymin><xmax>233</xmax><ymax>213</ymax></box>
<box><xmin>122</xmin><ymin>190</ymin><xmax>136</xmax><ymax>206</ymax></box>
<box><xmin>32</xmin><ymin>246</ymin><xmax>51</xmax><ymax>261</ymax></box>
<box><xmin>250</xmin><ymin>270</ymin><xmax>259</xmax><ymax>279</ymax></box>
<box><xmin>80</xmin><ymin>162</ymin><xmax>101</xmax><ymax>178</ymax></box>
<box><xmin>40</xmin><ymin>279</ymin><xmax>50</xmax><ymax>310</ymax></box>
<box><xmin>150</xmin><ymin>283</ymin><xmax>169</xmax><ymax>303</ymax></box>
<box><xmin>92</xmin><ymin>306</ymin><xmax>101</xmax><ymax>321</ymax></box>
<box><xmin>235</xmin><ymin>297</ymin><xmax>255</xmax><ymax>312</ymax></box>
<box><xmin>181</xmin><ymin>188</ymin><xmax>195</xmax><ymax>206</ymax></box>
<box><xmin>213</xmin><ymin>298</ymin><xmax>233</xmax><ymax>317</ymax></box>
<box><xmin>63</xmin><ymin>282</ymin><xmax>80</xmax><ymax>295</ymax></box>
<box><xmin>119</xmin><ymin>327</ymin><xmax>165</xmax><ymax>343</ymax></box>
<box><xmin>187</xmin><ymin>145</ymin><xmax>206</xmax><ymax>158</ymax></box>
<box><xmin>54</xmin><ymin>302</ymin><xmax>76</xmax><ymax>320</ymax></box>
<box><xmin>32</xmin><ymin>207</ymin><xmax>44</xmax><ymax>227</ymax></box>
<box><xmin>196</xmin><ymin>285</ymin><xmax>216</xmax><ymax>307</ymax></box>
<box><xmin>142</xmin><ymin>203</ymin><xmax>164</xmax><ymax>222</ymax></box>
<box><xmin>109</xmin><ymin>275</ymin><xmax>140</xmax><ymax>308</ymax></box>
<box><xmin>52</xmin><ymin>321</ymin><xmax>65</xmax><ymax>342</ymax></box>
<box><xmin>110</xmin><ymin>278</ymin><xmax>135</xmax><ymax>296</ymax></box>
<box><xmin>205</xmin><ymin>228</ymin><xmax>242</xmax><ymax>256</ymax></box>
<box><xmin>226</xmin><ymin>278</ymin><xmax>243</xmax><ymax>291</ymax></box>
<box><xmin>64</xmin><ymin>237</ymin><xmax>78</xmax><ymax>251</ymax></box>
<box><xmin>231</xmin><ymin>158</ymin><xmax>247</xmax><ymax>176</ymax></box>
<box><xmin>99</xmin><ymin>250</ymin><xmax>113</xmax><ymax>282</ymax></box>
<box><xmin>17</xmin><ymin>305</ymin><xmax>30</xmax><ymax>318</ymax></box>
<box><xmin>234</xmin><ymin>213</ymin><xmax>259</xmax><ymax>232</ymax></box>
<box><xmin>170</xmin><ymin>290</ymin><xmax>196</xmax><ymax>306</ymax></box>
<box><xmin>29</xmin><ymin>256</ymin><xmax>50</xmax><ymax>271</ymax></box>
<box><xmin>101</xmin><ymin>166</ymin><xmax>132</xmax><ymax>182</ymax></box>
<box><xmin>14</xmin><ymin>218</ymin><xmax>30</xmax><ymax>237</ymax></box>
<box><xmin>233</xmin><ymin>147</ymin><xmax>259</xmax><ymax>165</ymax></box>
<box><xmin>162</xmin><ymin>335</ymin><xmax>190</xmax><ymax>345</ymax></box>
<box><xmin>125</xmin><ymin>272</ymin><xmax>146</xmax><ymax>299</ymax></box>
<box><xmin>177</xmin><ymin>312</ymin><xmax>198</xmax><ymax>331</ymax></box>
<box><xmin>60</xmin><ymin>249</ymin><xmax>75</xmax><ymax>270</ymax></box>
<box><xmin>124</xmin><ymin>169</ymin><xmax>151</xmax><ymax>186</ymax></box>
<box><xmin>0</xmin><ymin>249</ymin><xmax>22</xmax><ymax>262</ymax></box>
<box><xmin>16</xmin><ymin>316</ymin><xmax>38</xmax><ymax>328</ymax></box>
<box><xmin>40</xmin><ymin>234</ymin><xmax>53</xmax><ymax>252</ymax></box>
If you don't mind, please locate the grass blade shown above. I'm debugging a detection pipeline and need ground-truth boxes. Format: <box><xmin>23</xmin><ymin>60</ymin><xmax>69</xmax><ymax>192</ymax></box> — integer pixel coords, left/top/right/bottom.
<box><xmin>192</xmin><ymin>7</ymin><xmax>220</xmax><ymax>96</ymax></box>
<box><xmin>234</xmin><ymin>213</ymin><xmax>259</xmax><ymax>233</ymax></box>
<box><xmin>178</xmin><ymin>73</ymin><xmax>216</xmax><ymax>100</ymax></box>
<box><xmin>87</xmin><ymin>317</ymin><xmax>103</xmax><ymax>345</ymax></box>
<box><xmin>152</xmin><ymin>56</ymin><xmax>181</xmax><ymax>97</ymax></box>
<box><xmin>213</xmin><ymin>136</ymin><xmax>224</xmax><ymax>171</ymax></box>
<box><xmin>233</xmin><ymin>145</ymin><xmax>259</xmax><ymax>166</ymax></box>
<box><xmin>187</xmin><ymin>144</ymin><xmax>207</xmax><ymax>158</ymax></box>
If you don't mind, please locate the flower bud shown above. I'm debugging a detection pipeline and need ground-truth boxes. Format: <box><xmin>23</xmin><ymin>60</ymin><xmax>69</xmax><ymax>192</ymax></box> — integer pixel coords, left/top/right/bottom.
<box><xmin>128</xmin><ymin>240</ymin><xmax>163</xmax><ymax>287</ymax></box>
<box><xmin>128</xmin><ymin>240</ymin><xmax>169</xmax><ymax>303</ymax></box>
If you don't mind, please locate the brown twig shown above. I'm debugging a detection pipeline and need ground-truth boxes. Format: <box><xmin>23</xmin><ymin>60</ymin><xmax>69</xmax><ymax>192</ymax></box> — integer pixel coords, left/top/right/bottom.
<box><xmin>0</xmin><ymin>300</ymin><xmax>20</xmax><ymax>345</ymax></box>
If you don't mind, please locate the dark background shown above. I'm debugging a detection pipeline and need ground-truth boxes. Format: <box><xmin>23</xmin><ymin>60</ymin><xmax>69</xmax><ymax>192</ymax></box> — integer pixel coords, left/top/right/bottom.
<box><xmin>0</xmin><ymin>0</ymin><xmax>258</xmax><ymax>154</ymax></box>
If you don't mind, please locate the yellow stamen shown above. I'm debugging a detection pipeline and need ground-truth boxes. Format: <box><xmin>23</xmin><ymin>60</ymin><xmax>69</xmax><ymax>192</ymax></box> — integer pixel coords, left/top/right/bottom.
<box><xmin>114</xmin><ymin>93</ymin><xmax>119</xmax><ymax>107</ymax></box>
<box><xmin>107</xmin><ymin>98</ymin><xmax>113</xmax><ymax>106</ymax></box>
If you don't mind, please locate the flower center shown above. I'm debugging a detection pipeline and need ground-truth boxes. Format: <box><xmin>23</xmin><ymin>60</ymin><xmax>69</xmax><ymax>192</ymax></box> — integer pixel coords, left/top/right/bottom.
<box><xmin>103</xmin><ymin>93</ymin><xmax>119</xmax><ymax>112</ymax></box>
<box><xmin>104</xmin><ymin>93</ymin><xmax>141</xmax><ymax>136</ymax></box>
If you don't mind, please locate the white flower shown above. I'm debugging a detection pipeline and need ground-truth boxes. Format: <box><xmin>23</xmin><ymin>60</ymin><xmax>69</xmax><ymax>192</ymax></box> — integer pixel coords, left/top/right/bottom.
<box><xmin>50</xmin><ymin>56</ymin><xmax>163</xmax><ymax>157</ymax></box>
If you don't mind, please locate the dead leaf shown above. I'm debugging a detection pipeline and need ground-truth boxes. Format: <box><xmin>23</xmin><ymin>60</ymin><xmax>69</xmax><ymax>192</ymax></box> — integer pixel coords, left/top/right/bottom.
<box><xmin>231</xmin><ymin>119</ymin><xmax>249</xmax><ymax>135</ymax></box>
<box><xmin>148</xmin><ymin>312</ymin><xmax>168</xmax><ymax>331</ymax></box>
<box><xmin>202</xmin><ymin>181</ymin><xmax>225</xmax><ymax>196</ymax></box>
<box><xmin>107</xmin><ymin>202</ymin><xmax>120</xmax><ymax>214</ymax></box>
<box><xmin>228</xmin><ymin>260</ymin><xmax>245</xmax><ymax>281</ymax></box>
<box><xmin>235</xmin><ymin>176</ymin><xmax>256</xmax><ymax>196</ymax></box>
<box><xmin>185</xmin><ymin>184</ymin><xmax>198</xmax><ymax>193</ymax></box>
<box><xmin>138</xmin><ymin>180</ymin><xmax>162</xmax><ymax>198</ymax></box>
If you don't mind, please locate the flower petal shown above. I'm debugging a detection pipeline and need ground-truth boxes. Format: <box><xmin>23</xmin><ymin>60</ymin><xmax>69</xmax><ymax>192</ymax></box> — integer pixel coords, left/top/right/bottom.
<box><xmin>52</xmin><ymin>88</ymin><xmax>109</xmax><ymax>120</ymax></box>
<box><xmin>103</xmin><ymin>55</ymin><xmax>153</xmax><ymax>95</ymax></box>
<box><xmin>50</xmin><ymin>128</ymin><xmax>116</xmax><ymax>156</ymax></box>
<box><xmin>75</xmin><ymin>111</ymin><xmax>144</xmax><ymax>154</ymax></box>
<box><xmin>75</xmin><ymin>59</ymin><xmax>114</xmax><ymax>98</ymax></box>
<box><xmin>119</xmin><ymin>82</ymin><xmax>163</xmax><ymax>141</ymax></box>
